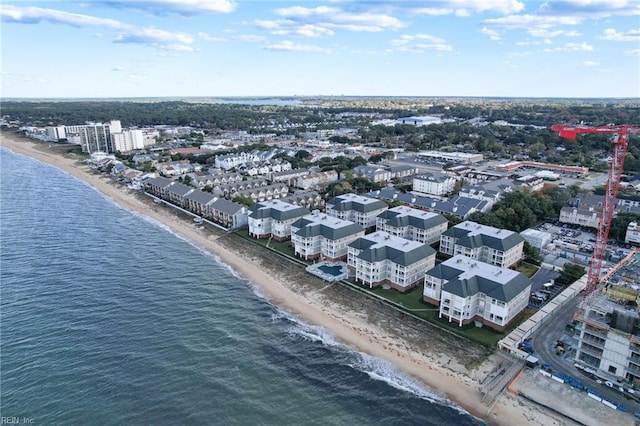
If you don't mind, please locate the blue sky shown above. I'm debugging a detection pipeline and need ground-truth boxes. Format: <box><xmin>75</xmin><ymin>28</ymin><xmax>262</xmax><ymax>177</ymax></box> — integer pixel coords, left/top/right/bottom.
<box><xmin>1</xmin><ymin>1</ymin><xmax>639</xmax><ymax>98</ymax></box>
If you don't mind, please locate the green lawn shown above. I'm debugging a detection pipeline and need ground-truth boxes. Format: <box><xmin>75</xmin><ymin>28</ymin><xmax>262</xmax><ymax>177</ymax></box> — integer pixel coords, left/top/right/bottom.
<box><xmin>516</xmin><ymin>262</ymin><xmax>539</xmax><ymax>277</ymax></box>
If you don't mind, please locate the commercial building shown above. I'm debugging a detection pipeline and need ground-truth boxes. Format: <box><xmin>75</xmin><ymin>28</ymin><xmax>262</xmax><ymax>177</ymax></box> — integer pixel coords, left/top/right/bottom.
<box><xmin>416</xmin><ymin>151</ymin><xmax>483</xmax><ymax>164</ymax></box>
<box><xmin>376</xmin><ymin>206</ymin><xmax>448</xmax><ymax>245</ymax></box>
<box><xmin>626</xmin><ymin>222</ymin><xmax>640</xmax><ymax>245</ymax></box>
<box><xmin>290</xmin><ymin>213</ymin><xmax>364</xmax><ymax>261</ymax></box>
<box><xmin>440</xmin><ymin>221</ymin><xmax>525</xmax><ymax>268</ymax></box>
<box><xmin>326</xmin><ymin>193</ymin><xmax>388</xmax><ymax>229</ymax></box>
<box><xmin>347</xmin><ymin>232</ymin><xmax>436</xmax><ymax>292</ymax></box>
<box><xmin>423</xmin><ymin>255</ymin><xmax>532</xmax><ymax>331</ymax></box>
<box><xmin>520</xmin><ymin>228</ymin><xmax>553</xmax><ymax>250</ymax></box>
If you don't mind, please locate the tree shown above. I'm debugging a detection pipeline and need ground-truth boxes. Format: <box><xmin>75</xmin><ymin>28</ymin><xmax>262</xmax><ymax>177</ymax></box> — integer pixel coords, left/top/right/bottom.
<box><xmin>555</xmin><ymin>263</ymin><xmax>586</xmax><ymax>286</ymax></box>
<box><xmin>183</xmin><ymin>175</ymin><xmax>193</xmax><ymax>186</ymax></box>
<box><xmin>232</xmin><ymin>195</ymin><xmax>254</xmax><ymax>207</ymax></box>
<box><xmin>523</xmin><ymin>241</ymin><xmax>542</xmax><ymax>265</ymax></box>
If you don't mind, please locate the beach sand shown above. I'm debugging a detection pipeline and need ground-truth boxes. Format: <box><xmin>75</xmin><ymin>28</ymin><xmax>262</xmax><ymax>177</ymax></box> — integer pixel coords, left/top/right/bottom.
<box><xmin>1</xmin><ymin>132</ymin><xmax>570</xmax><ymax>425</ymax></box>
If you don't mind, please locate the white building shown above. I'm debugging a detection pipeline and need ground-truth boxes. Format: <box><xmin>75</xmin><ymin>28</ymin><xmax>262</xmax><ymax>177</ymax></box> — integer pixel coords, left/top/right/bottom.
<box><xmin>347</xmin><ymin>231</ymin><xmax>436</xmax><ymax>292</ymax></box>
<box><xmin>376</xmin><ymin>206</ymin><xmax>448</xmax><ymax>245</ymax></box>
<box><xmin>520</xmin><ymin>228</ymin><xmax>552</xmax><ymax>250</ymax></box>
<box><xmin>215</xmin><ymin>152</ymin><xmax>260</xmax><ymax>170</ymax></box>
<box><xmin>413</xmin><ymin>172</ymin><xmax>457</xmax><ymax>197</ymax></box>
<box><xmin>45</xmin><ymin>125</ymin><xmax>66</xmax><ymax>141</ymax></box>
<box><xmin>559</xmin><ymin>206</ymin><xmax>600</xmax><ymax>229</ymax></box>
<box><xmin>326</xmin><ymin>193</ymin><xmax>388</xmax><ymax>229</ymax></box>
<box><xmin>63</xmin><ymin>120</ymin><xmax>122</xmax><ymax>153</ymax></box>
<box><xmin>626</xmin><ymin>222</ymin><xmax>640</xmax><ymax>245</ymax></box>
<box><xmin>290</xmin><ymin>213</ymin><xmax>365</xmax><ymax>261</ymax></box>
<box><xmin>111</xmin><ymin>129</ymin><xmax>145</xmax><ymax>152</ymax></box>
<box><xmin>248</xmin><ymin>199</ymin><xmax>310</xmax><ymax>241</ymax></box>
<box><xmin>423</xmin><ymin>255</ymin><xmax>532</xmax><ymax>331</ymax></box>
<box><xmin>416</xmin><ymin>151</ymin><xmax>484</xmax><ymax>164</ymax></box>
<box><xmin>440</xmin><ymin>221</ymin><xmax>525</xmax><ymax>268</ymax></box>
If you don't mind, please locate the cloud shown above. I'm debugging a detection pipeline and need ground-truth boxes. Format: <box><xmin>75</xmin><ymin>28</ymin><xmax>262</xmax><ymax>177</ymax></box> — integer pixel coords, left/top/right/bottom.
<box><xmin>99</xmin><ymin>0</ymin><xmax>236</xmax><ymax>16</ymax></box>
<box><xmin>1</xmin><ymin>4</ymin><xmax>125</xmax><ymax>28</ymax></box>
<box><xmin>599</xmin><ymin>28</ymin><xmax>640</xmax><ymax>42</ymax></box>
<box><xmin>255</xmin><ymin>19</ymin><xmax>335</xmax><ymax>37</ymax></box>
<box><xmin>111</xmin><ymin>66</ymin><xmax>127</xmax><ymax>71</ymax></box>
<box><xmin>389</xmin><ymin>34</ymin><xmax>453</xmax><ymax>52</ymax></box>
<box><xmin>626</xmin><ymin>49</ymin><xmax>640</xmax><ymax>56</ymax></box>
<box><xmin>272</xmin><ymin>5</ymin><xmax>404</xmax><ymax>33</ymax></box>
<box><xmin>198</xmin><ymin>32</ymin><xmax>226</xmax><ymax>42</ymax></box>
<box><xmin>480</xmin><ymin>27</ymin><xmax>501</xmax><ymax>41</ymax></box>
<box><xmin>544</xmin><ymin>42</ymin><xmax>594</xmax><ymax>52</ymax></box>
<box><xmin>582</xmin><ymin>61</ymin><xmax>599</xmax><ymax>67</ymax></box>
<box><xmin>410</xmin><ymin>0</ymin><xmax>525</xmax><ymax>16</ymax></box>
<box><xmin>263</xmin><ymin>40</ymin><xmax>332</xmax><ymax>54</ymax></box>
<box><xmin>1</xmin><ymin>4</ymin><xmax>196</xmax><ymax>51</ymax></box>
<box><xmin>538</xmin><ymin>0</ymin><xmax>640</xmax><ymax>18</ymax></box>
<box><xmin>234</xmin><ymin>34</ymin><xmax>266</xmax><ymax>42</ymax></box>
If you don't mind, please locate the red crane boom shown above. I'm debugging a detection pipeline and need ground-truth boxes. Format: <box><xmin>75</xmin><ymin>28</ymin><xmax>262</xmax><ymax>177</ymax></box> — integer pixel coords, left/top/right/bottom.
<box><xmin>552</xmin><ymin>124</ymin><xmax>640</xmax><ymax>295</ymax></box>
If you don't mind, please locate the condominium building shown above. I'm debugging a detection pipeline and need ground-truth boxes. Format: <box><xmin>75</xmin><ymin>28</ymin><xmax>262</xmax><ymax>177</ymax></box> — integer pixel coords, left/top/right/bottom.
<box><xmin>290</xmin><ymin>213</ymin><xmax>365</xmax><ymax>261</ymax></box>
<box><xmin>111</xmin><ymin>129</ymin><xmax>145</xmax><ymax>152</ymax></box>
<box><xmin>413</xmin><ymin>172</ymin><xmax>457</xmax><ymax>197</ymax></box>
<box><xmin>439</xmin><ymin>221</ymin><xmax>524</xmax><ymax>268</ymax></box>
<box><xmin>248</xmin><ymin>199</ymin><xmax>310</xmax><ymax>240</ymax></box>
<box><xmin>376</xmin><ymin>206</ymin><xmax>448</xmax><ymax>245</ymax></box>
<box><xmin>347</xmin><ymin>231</ymin><xmax>436</xmax><ymax>292</ymax></box>
<box><xmin>423</xmin><ymin>255</ymin><xmax>532</xmax><ymax>331</ymax></box>
<box><xmin>326</xmin><ymin>193</ymin><xmax>388</xmax><ymax>229</ymax></box>
<box><xmin>64</xmin><ymin>120</ymin><xmax>121</xmax><ymax>153</ymax></box>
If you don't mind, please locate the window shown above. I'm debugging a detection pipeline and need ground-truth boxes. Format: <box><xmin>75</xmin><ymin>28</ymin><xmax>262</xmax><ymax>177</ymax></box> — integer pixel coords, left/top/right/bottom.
<box><xmin>609</xmin><ymin>365</ymin><xmax>618</xmax><ymax>374</ymax></box>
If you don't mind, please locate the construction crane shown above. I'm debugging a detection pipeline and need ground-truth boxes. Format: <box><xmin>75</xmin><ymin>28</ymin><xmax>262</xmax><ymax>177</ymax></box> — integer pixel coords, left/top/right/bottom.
<box><xmin>551</xmin><ymin>124</ymin><xmax>640</xmax><ymax>295</ymax></box>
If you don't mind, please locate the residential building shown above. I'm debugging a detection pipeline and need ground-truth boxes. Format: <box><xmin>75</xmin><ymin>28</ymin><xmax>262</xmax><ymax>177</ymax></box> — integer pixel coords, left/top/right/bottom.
<box><xmin>352</xmin><ymin>165</ymin><xmax>392</xmax><ymax>183</ymax></box>
<box><xmin>64</xmin><ymin>120</ymin><xmax>121</xmax><ymax>153</ymax></box>
<box><xmin>280</xmin><ymin>192</ymin><xmax>325</xmax><ymax>210</ymax></box>
<box><xmin>347</xmin><ymin>231</ymin><xmax>436</xmax><ymax>292</ymax></box>
<box><xmin>248</xmin><ymin>199</ymin><xmax>310</xmax><ymax>240</ymax></box>
<box><xmin>295</xmin><ymin>170</ymin><xmax>339</xmax><ymax>190</ymax></box>
<box><xmin>388</xmin><ymin>165</ymin><xmax>419</xmax><ymax>180</ymax></box>
<box><xmin>520</xmin><ymin>228</ymin><xmax>552</xmax><ymax>250</ymax></box>
<box><xmin>440</xmin><ymin>221</ymin><xmax>525</xmax><ymax>268</ymax></box>
<box><xmin>184</xmin><ymin>190</ymin><xmax>217</xmax><ymax>218</ymax></box>
<box><xmin>145</xmin><ymin>176</ymin><xmax>175</xmax><ymax>198</ymax></box>
<box><xmin>423</xmin><ymin>255</ymin><xmax>532</xmax><ymax>331</ymax></box>
<box><xmin>367</xmin><ymin>188</ymin><xmax>490</xmax><ymax>220</ymax></box>
<box><xmin>626</xmin><ymin>222</ymin><xmax>640</xmax><ymax>245</ymax></box>
<box><xmin>111</xmin><ymin>129</ymin><xmax>145</xmax><ymax>152</ymax></box>
<box><xmin>290</xmin><ymin>213</ymin><xmax>365</xmax><ymax>261</ymax></box>
<box><xmin>413</xmin><ymin>172</ymin><xmax>457</xmax><ymax>197</ymax></box>
<box><xmin>326</xmin><ymin>193</ymin><xmax>388</xmax><ymax>229</ymax></box>
<box><xmin>165</xmin><ymin>182</ymin><xmax>195</xmax><ymax>206</ymax></box>
<box><xmin>376</xmin><ymin>206</ymin><xmax>448</xmax><ymax>245</ymax></box>
<box><xmin>209</xmin><ymin>198</ymin><xmax>248</xmax><ymax>229</ymax></box>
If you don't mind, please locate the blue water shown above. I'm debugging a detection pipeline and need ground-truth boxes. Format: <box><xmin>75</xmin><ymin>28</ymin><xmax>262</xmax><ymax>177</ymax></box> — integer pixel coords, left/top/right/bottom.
<box><xmin>318</xmin><ymin>265</ymin><xmax>343</xmax><ymax>276</ymax></box>
<box><xmin>0</xmin><ymin>147</ymin><xmax>483</xmax><ymax>425</ymax></box>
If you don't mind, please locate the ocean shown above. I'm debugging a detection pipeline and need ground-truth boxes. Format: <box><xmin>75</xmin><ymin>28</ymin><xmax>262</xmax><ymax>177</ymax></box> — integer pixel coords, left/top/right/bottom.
<box><xmin>0</xmin><ymin>148</ymin><xmax>483</xmax><ymax>426</ymax></box>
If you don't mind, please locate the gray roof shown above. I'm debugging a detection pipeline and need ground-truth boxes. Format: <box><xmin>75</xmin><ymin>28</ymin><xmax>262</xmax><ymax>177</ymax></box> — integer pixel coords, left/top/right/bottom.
<box><xmin>166</xmin><ymin>182</ymin><xmax>193</xmax><ymax>197</ymax></box>
<box><xmin>442</xmin><ymin>221</ymin><xmax>524</xmax><ymax>252</ymax></box>
<box><xmin>377</xmin><ymin>206</ymin><xmax>447</xmax><ymax>230</ymax></box>
<box><xmin>366</xmin><ymin>189</ymin><xmax>487</xmax><ymax>218</ymax></box>
<box><xmin>292</xmin><ymin>214</ymin><xmax>364</xmax><ymax>240</ymax></box>
<box><xmin>146</xmin><ymin>176</ymin><xmax>174</xmax><ymax>188</ymax></box>
<box><xmin>249</xmin><ymin>199</ymin><xmax>310</xmax><ymax>220</ymax></box>
<box><xmin>414</xmin><ymin>172</ymin><xmax>452</xmax><ymax>183</ymax></box>
<box><xmin>184</xmin><ymin>190</ymin><xmax>216</xmax><ymax>205</ymax></box>
<box><xmin>349</xmin><ymin>232</ymin><xmax>435</xmax><ymax>266</ymax></box>
<box><xmin>427</xmin><ymin>255</ymin><xmax>531</xmax><ymax>302</ymax></box>
<box><xmin>211</xmin><ymin>198</ymin><xmax>245</xmax><ymax>215</ymax></box>
<box><xmin>327</xmin><ymin>193</ymin><xmax>388</xmax><ymax>213</ymax></box>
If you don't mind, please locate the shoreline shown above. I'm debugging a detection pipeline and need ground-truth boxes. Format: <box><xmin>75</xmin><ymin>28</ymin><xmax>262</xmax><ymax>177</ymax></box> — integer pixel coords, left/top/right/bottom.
<box><xmin>1</xmin><ymin>133</ymin><xmax>565</xmax><ymax>425</ymax></box>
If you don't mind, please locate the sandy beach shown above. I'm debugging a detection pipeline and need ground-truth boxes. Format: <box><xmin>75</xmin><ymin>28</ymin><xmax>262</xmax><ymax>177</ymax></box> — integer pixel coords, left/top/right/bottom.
<box><xmin>1</xmin><ymin>132</ymin><xmax>569</xmax><ymax>425</ymax></box>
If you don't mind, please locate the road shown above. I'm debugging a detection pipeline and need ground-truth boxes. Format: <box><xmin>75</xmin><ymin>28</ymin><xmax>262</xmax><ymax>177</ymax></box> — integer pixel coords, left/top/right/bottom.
<box><xmin>530</xmin><ymin>295</ymin><xmax>640</xmax><ymax>413</ymax></box>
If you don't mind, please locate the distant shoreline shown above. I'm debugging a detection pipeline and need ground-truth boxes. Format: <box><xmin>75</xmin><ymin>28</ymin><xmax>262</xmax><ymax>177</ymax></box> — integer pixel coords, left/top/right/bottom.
<box><xmin>1</xmin><ymin>131</ymin><xmax>564</xmax><ymax>426</ymax></box>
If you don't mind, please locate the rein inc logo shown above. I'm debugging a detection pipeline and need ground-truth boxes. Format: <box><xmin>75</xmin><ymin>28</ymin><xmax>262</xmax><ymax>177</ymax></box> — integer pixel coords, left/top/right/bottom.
<box><xmin>1</xmin><ymin>418</ymin><xmax>33</xmax><ymax>424</ymax></box>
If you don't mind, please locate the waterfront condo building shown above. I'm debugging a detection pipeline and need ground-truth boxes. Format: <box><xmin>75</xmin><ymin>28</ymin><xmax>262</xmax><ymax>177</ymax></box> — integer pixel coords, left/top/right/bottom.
<box><xmin>347</xmin><ymin>231</ymin><xmax>436</xmax><ymax>292</ymax></box>
<box><xmin>64</xmin><ymin>120</ymin><xmax>122</xmax><ymax>153</ymax></box>
<box><xmin>248</xmin><ymin>199</ymin><xmax>311</xmax><ymax>240</ymax></box>
<box><xmin>376</xmin><ymin>206</ymin><xmax>448</xmax><ymax>245</ymax></box>
<box><xmin>439</xmin><ymin>221</ymin><xmax>524</xmax><ymax>268</ymax></box>
<box><xmin>423</xmin><ymin>255</ymin><xmax>532</xmax><ymax>331</ymax></box>
<box><xmin>325</xmin><ymin>193</ymin><xmax>388</xmax><ymax>229</ymax></box>
<box><xmin>290</xmin><ymin>213</ymin><xmax>364</xmax><ymax>261</ymax></box>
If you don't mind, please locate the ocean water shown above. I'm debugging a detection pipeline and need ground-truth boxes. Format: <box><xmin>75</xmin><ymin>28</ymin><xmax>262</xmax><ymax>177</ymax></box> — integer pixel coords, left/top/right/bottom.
<box><xmin>0</xmin><ymin>148</ymin><xmax>483</xmax><ymax>426</ymax></box>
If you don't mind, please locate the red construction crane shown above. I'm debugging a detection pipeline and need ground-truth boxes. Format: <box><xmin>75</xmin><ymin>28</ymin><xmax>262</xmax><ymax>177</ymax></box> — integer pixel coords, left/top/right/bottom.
<box><xmin>552</xmin><ymin>124</ymin><xmax>640</xmax><ymax>295</ymax></box>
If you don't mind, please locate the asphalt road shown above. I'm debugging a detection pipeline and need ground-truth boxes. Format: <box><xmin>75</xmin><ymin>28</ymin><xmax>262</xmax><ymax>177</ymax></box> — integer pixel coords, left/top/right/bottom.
<box><xmin>530</xmin><ymin>295</ymin><xmax>640</xmax><ymax>413</ymax></box>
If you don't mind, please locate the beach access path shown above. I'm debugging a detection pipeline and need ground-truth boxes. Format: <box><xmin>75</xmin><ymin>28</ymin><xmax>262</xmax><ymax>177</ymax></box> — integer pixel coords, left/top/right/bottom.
<box><xmin>1</xmin><ymin>132</ymin><xmax>571</xmax><ymax>426</ymax></box>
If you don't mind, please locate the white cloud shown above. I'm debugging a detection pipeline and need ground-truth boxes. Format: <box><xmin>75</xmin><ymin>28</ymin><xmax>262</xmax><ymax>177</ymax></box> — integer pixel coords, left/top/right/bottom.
<box><xmin>1</xmin><ymin>4</ymin><xmax>196</xmax><ymax>52</ymax></box>
<box><xmin>273</xmin><ymin>6</ymin><xmax>404</xmax><ymax>33</ymax></box>
<box><xmin>234</xmin><ymin>35</ymin><xmax>266</xmax><ymax>42</ymax></box>
<box><xmin>625</xmin><ymin>49</ymin><xmax>640</xmax><ymax>56</ymax></box>
<box><xmin>544</xmin><ymin>42</ymin><xmax>594</xmax><ymax>52</ymax></box>
<box><xmin>255</xmin><ymin>19</ymin><xmax>335</xmax><ymax>37</ymax></box>
<box><xmin>198</xmin><ymin>32</ymin><xmax>226</xmax><ymax>42</ymax></box>
<box><xmin>263</xmin><ymin>40</ymin><xmax>332</xmax><ymax>54</ymax></box>
<box><xmin>480</xmin><ymin>27</ymin><xmax>501</xmax><ymax>41</ymax></box>
<box><xmin>99</xmin><ymin>0</ymin><xmax>236</xmax><ymax>16</ymax></box>
<box><xmin>582</xmin><ymin>61</ymin><xmax>600</xmax><ymax>67</ymax></box>
<box><xmin>599</xmin><ymin>28</ymin><xmax>640</xmax><ymax>42</ymax></box>
<box><xmin>111</xmin><ymin>66</ymin><xmax>127</xmax><ymax>71</ymax></box>
<box><xmin>411</xmin><ymin>0</ymin><xmax>525</xmax><ymax>15</ymax></box>
<box><xmin>389</xmin><ymin>33</ymin><xmax>452</xmax><ymax>53</ymax></box>
<box><xmin>538</xmin><ymin>0</ymin><xmax>640</xmax><ymax>18</ymax></box>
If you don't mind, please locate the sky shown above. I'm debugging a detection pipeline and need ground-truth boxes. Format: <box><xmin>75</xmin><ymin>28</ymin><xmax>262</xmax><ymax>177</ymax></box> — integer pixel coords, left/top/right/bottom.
<box><xmin>1</xmin><ymin>0</ymin><xmax>639</xmax><ymax>99</ymax></box>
